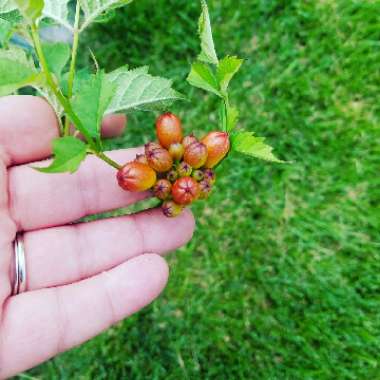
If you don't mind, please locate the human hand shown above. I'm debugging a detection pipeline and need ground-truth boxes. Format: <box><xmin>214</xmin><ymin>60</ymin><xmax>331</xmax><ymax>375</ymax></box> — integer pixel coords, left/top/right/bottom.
<box><xmin>0</xmin><ymin>96</ymin><xmax>195</xmax><ymax>378</ymax></box>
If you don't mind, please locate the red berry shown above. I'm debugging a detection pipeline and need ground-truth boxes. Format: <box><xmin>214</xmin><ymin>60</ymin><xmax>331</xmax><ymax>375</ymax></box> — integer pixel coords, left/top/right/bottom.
<box><xmin>172</xmin><ymin>177</ymin><xmax>200</xmax><ymax>205</ymax></box>
<box><xmin>203</xmin><ymin>168</ymin><xmax>216</xmax><ymax>184</ymax></box>
<box><xmin>153</xmin><ymin>179</ymin><xmax>172</xmax><ymax>200</ymax></box>
<box><xmin>199</xmin><ymin>179</ymin><xmax>213</xmax><ymax>199</ymax></box>
<box><xmin>184</xmin><ymin>141</ymin><xmax>208</xmax><ymax>169</ymax></box>
<box><xmin>201</xmin><ymin>131</ymin><xmax>230</xmax><ymax>168</ymax></box>
<box><xmin>145</xmin><ymin>142</ymin><xmax>173</xmax><ymax>173</ymax></box>
<box><xmin>156</xmin><ymin>113</ymin><xmax>183</xmax><ymax>148</ymax></box>
<box><xmin>117</xmin><ymin>162</ymin><xmax>156</xmax><ymax>192</ymax></box>
<box><xmin>182</xmin><ymin>134</ymin><xmax>198</xmax><ymax>148</ymax></box>
<box><xmin>177</xmin><ymin>161</ymin><xmax>192</xmax><ymax>177</ymax></box>
<box><xmin>169</xmin><ymin>143</ymin><xmax>185</xmax><ymax>160</ymax></box>
<box><xmin>162</xmin><ymin>200</ymin><xmax>183</xmax><ymax>218</ymax></box>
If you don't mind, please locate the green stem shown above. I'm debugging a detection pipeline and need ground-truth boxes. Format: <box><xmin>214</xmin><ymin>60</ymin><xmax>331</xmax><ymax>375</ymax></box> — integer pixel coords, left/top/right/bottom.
<box><xmin>64</xmin><ymin>0</ymin><xmax>81</xmax><ymax>136</ymax></box>
<box><xmin>30</xmin><ymin>23</ymin><xmax>121</xmax><ymax>170</ymax></box>
<box><xmin>222</xmin><ymin>94</ymin><xmax>230</xmax><ymax>132</ymax></box>
<box><xmin>95</xmin><ymin>151</ymin><xmax>122</xmax><ymax>170</ymax></box>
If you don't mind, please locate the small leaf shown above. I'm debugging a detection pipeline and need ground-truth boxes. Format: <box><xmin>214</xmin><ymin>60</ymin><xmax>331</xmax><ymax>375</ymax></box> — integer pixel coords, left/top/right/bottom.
<box><xmin>15</xmin><ymin>0</ymin><xmax>44</xmax><ymax>22</ymax></box>
<box><xmin>0</xmin><ymin>0</ymin><xmax>17</xmax><ymax>14</ymax></box>
<box><xmin>36</xmin><ymin>137</ymin><xmax>87</xmax><ymax>173</ymax></box>
<box><xmin>198</xmin><ymin>0</ymin><xmax>218</xmax><ymax>65</ymax></box>
<box><xmin>42</xmin><ymin>42</ymin><xmax>70</xmax><ymax>79</ymax></box>
<box><xmin>217</xmin><ymin>55</ymin><xmax>243</xmax><ymax>94</ymax></box>
<box><xmin>226</xmin><ymin>105</ymin><xmax>239</xmax><ymax>132</ymax></box>
<box><xmin>187</xmin><ymin>61</ymin><xmax>221</xmax><ymax>97</ymax></box>
<box><xmin>0</xmin><ymin>16</ymin><xmax>12</xmax><ymax>43</ymax></box>
<box><xmin>231</xmin><ymin>131</ymin><xmax>284</xmax><ymax>163</ymax></box>
<box><xmin>42</xmin><ymin>0</ymin><xmax>72</xmax><ymax>31</ymax></box>
<box><xmin>72</xmin><ymin>70</ymin><xmax>116</xmax><ymax>141</ymax></box>
<box><xmin>80</xmin><ymin>0</ymin><xmax>134</xmax><ymax>32</ymax></box>
<box><xmin>0</xmin><ymin>10</ymin><xmax>22</xmax><ymax>44</ymax></box>
<box><xmin>0</xmin><ymin>47</ymin><xmax>40</xmax><ymax>96</ymax></box>
<box><xmin>105</xmin><ymin>65</ymin><xmax>184</xmax><ymax>114</ymax></box>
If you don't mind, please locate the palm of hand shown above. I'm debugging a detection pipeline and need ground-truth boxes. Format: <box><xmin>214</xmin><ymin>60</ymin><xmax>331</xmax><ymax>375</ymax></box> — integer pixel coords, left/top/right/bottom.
<box><xmin>0</xmin><ymin>96</ymin><xmax>194</xmax><ymax>378</ymax></box>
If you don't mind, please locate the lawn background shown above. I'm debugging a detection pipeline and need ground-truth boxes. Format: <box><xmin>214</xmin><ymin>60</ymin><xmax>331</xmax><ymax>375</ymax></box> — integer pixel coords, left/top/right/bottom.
<box><xmin>23</xmin><ymin>0</ymin><xmax>380</xmax><ymax>379</ymax></box>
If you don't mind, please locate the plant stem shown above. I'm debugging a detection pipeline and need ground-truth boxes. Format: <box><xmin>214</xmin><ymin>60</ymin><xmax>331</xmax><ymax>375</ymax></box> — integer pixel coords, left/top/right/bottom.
<box><xmin>222</xmin><ymin>94</ymin><xmax>230</xmax><ymax>132</ymax></box>
<box><xmin>30</xmin><ymin>23</ymin><xmax>121</xmax><ymax>170</ymax></box>
<box><xmin>64</xmin><ymin>0</ymin><xmax>81</xmax><ymax>136</ymax></box>
<box><xmin>95</xmin><ymin>151</ymin><xmax>122</xmax><ymax>170</ymax></box>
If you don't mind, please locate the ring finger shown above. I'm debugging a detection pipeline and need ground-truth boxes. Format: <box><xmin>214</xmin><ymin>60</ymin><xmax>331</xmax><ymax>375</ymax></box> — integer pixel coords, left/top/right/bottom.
<box><xmin>21</xmin><ymin>207</ymin><xmax>195</xmax><ymax>291</ymax></box>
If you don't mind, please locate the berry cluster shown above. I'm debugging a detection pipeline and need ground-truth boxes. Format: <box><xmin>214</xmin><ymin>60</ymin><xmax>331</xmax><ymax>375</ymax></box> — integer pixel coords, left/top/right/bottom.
<box><xmin>117</xmin><ymin>113</ymin><xmax>230</xmax><ymax>217</ymax></box>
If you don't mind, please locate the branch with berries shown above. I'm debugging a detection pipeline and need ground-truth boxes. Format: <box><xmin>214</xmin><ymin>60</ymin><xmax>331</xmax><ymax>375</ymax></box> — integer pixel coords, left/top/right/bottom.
<box><xmin>117</xmin><ymin>113</ymin><xmax>228</xmax><ymax>217</ymax></box>
<box><xmin>0</xmin><ymin>0</ymin><xmax>284</xmax><ymax>218</ymax></box>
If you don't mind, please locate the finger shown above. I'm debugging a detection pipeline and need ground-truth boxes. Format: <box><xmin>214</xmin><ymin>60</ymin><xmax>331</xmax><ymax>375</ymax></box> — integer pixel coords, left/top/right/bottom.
<box><xmin>24</xmin><ymin>208</ymin><xmax>194</xmax><ymax>290</ymax></box>
<box><xmin>0</xmin><ymin>95</ymin><xmax>59</xmax><ymax>166</ymax></box>
<box><xmin>9</xmin><ymin>148</ymin><xmax>147</xmax><ymax>231</ymax></box>
<box><xmin>70</xmin><ymin>114</ymin><xmax>127</xmax><ymax>140</ymax></box>
<box><xmin>0</xmin><ymin>161</ymin><xmax>17</xmax><ymax>303</ymax></box>
<box><xmin>0</xmin><ymin>254</ymin><xmax>168</xmax><ymax>378</ymax></box>
<box><xmin>0</xmin><ymin>96</ymin><xmax>127</xmax><ymax>167</ymax></box>
<box><xmin>101</xmin><ymin>114</ymin><xmax>127</xmax><ymax>138</ymax></box>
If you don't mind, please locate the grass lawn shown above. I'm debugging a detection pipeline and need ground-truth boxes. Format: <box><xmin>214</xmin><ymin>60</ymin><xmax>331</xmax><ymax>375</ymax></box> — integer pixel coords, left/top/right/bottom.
<box><xmin>26</xmin><ymin>0</ymin><xmax>379</xmax><ymax>379</ymax></box>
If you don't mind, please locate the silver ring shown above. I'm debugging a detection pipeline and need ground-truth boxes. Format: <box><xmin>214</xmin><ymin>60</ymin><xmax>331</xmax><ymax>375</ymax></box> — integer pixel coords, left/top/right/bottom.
<box><xmin>12</xmin><ymin>233</ymin><xmax>26</xmax><ymax>295</ymax></box>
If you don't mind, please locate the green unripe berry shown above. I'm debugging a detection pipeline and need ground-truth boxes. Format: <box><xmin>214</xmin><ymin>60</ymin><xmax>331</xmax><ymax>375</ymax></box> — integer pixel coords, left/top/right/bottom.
<box><xmin>162</xmin><ymin>200</ymin><xmax>183</xmax><ymax>218</ymax></box>
<box><xmin>192</xmin><ymin>169</ymin><xmax>204</xmax><ymax>182</ymax></box>
<box><xmin>167</xmin><ymin>169</ymin><xmax>178</xmax><ymax>182</ymax></box>
<box><xmin>177</xmin><ymin>161</ymin><xmax>192</xmax><ymax>177</ymax></box>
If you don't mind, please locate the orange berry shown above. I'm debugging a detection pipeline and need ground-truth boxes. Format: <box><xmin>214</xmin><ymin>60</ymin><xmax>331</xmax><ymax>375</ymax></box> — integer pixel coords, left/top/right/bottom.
<box><xmin>145</xmin><ymin>142</ymin><xmax>173</xmax><ymax>172</ymax></box>
<box><xmin>184</xmin><ymin>141</ymin><xmax>208</xmax><ymax>169</ymax></box>
<box><xmin>182</xmin><ymin>134</ymin><xmax>198</xmax><ymax>148</ymax></box>
<box><xmin>117</xmin><ymin>162</ymin><xmax>156</xmax><ymax>192</ymax></box>
<box><xmin>201</xmin><ymin>131</ymin><xmax>230</xmax><ymax>168</ymax></box>
<box><xmin>169</xmin><ymin>143</ymin><xmax>185</xmax><ymax>160</ymax></box>
<box><xmin>153</xmin><ymin>179</ymin><xmax>172</xmax><ymax>200</ymax></box>
<box><xmin>156</xmin><ymin>113</ymin><xmax>183</xmax><ymax>148</ymax></box>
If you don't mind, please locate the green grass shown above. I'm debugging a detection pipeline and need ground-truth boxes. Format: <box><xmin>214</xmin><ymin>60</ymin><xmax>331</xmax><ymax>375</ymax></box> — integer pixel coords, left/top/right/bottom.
<box><xmin>26</xmin><ymin>0</ymin><xmax>380</xmax><ymax>379</ymax></box>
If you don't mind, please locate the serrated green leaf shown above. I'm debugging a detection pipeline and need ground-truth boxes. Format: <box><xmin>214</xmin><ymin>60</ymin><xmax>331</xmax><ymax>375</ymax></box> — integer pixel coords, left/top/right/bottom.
<box><xmin>0</xmin><ymin>17</ymin><xmax>12</xmax><ymax>43</ymax></box>
<box><xmin>42</xmin><ymin>42</ymin><xmax>70</xmax><ymax>79</ymax></box>
<box><xmin>0</xmin><ymin>10</ymin><xmax>22</xmax><ymax>44</ymax></box>
<box><xmin>187</xmin><ymin>61</ymin><xmax>221</xmax><ymax>97</ymax></box>
<box><xmin>72</xmin><ymin>70</ymin><xmax>116</xmax><ymax>141</ymax></box>
<box><xmin>217</xmin><ymin>56</ymin><xmax>243</xmax><ymax>94</ymax></box>
<box><xmin>226</xmin><ymin>105</ymin><xmax>239</xmax><ymax>132</ymax></box>
<box><xmin>36</xmin><ymin>137</ymin><xmax>87</xmax><ymax>173</ymax></box>
<box><xmin>0</xmin><ymin>0</ymin><xmax>17</xmax><ymax>14</ymax></box>
<box><xmin>0</xmin><ymin>47</ymin><xmax>40</xmax><ymax>95</ymax></box>
<box><xmin>42</xmin><ymin>0</ymin><xmax>72</xmax><ymax>31</ymax></box>
<box><xmin>80</xmin><ymin>0</ymin><xmax>134</xmax><ymax>32</ymax></box>
<box><xmin>231</xmin><ymin>131</ymin><xmax>284</xmax><ymax>163</ymax></box>
<box><xmin>61</xmin><ymin>67</ymin><xmax>92</xmax><ymax>96</ymax></box>
<box><xmin>15</xmin><ymin>0</ymin><xmax>44</xmax><ymax>22</ymax></box>
<box><xmin>198</xmin><ymin>0</ymin><xmax>218</xmax><ymax>65</ymax></box>
<box><xmin>105</xmin><ymin>65</ymin><xmax>184</xmax><ymax>114</ymax></box>
<box><xmin>0</xmin><ymin>8</ymin><xmax>21</xmax><ymax>22</ymax></box>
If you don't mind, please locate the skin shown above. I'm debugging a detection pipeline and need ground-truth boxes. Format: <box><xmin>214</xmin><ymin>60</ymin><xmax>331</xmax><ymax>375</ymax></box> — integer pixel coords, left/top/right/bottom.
<box><xmin>0</xmin><ymin>96</ymin><xmax>195</xmax><ymax>378</ymax></box>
